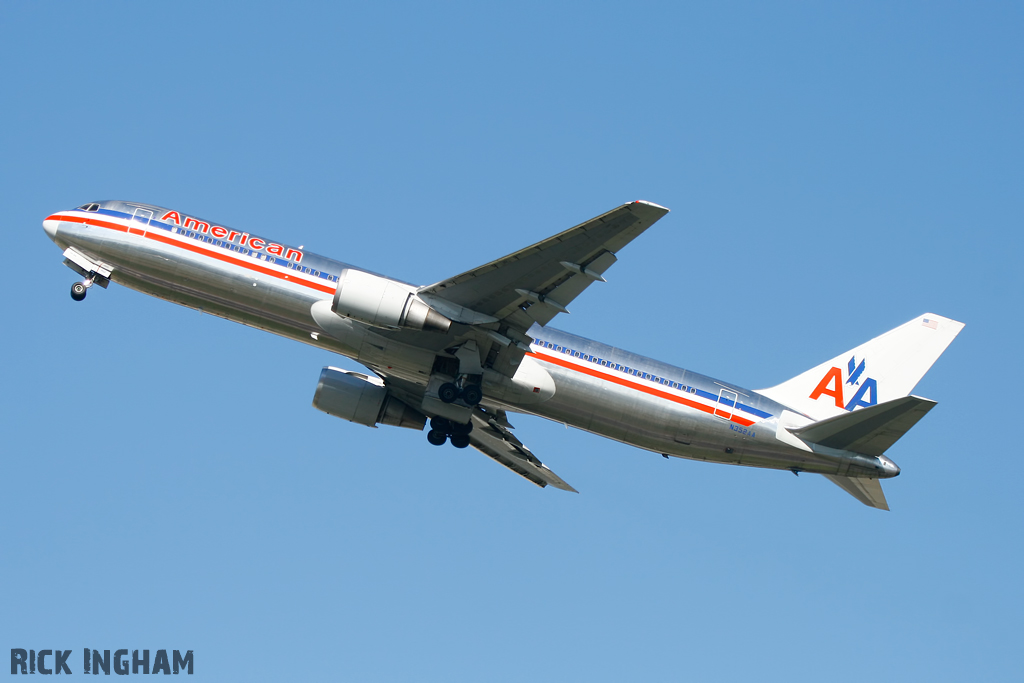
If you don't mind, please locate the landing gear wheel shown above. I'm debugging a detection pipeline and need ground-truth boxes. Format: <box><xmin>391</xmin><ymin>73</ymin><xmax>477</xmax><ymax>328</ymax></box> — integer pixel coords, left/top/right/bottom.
<box><xmin>450</xmin><ymin>421</ymin><xmax>473</xmax><ymax>436</ymax></box>
<box><xmin>70</xmin><ymin>282</ymin><xmax>87</xmax><ymax>301</ymax></box>
<box><xmin>438</xmin><ymin>382</ymin><xmax>459</xmax><ymax>404</ymax></box>
<box><xmin>427</xmin><ymin>429</ymin><xmax>448</xmax><ymax>446</ymax></box>
<box><xmin>460</xmin><ymin>384</ymin><xmax>483</xmax><ymax>406</ymax></box>
<box><xmin>430</xmin><ymin>416</ymin><xmax>453</xmax><ymax>432</ymax></box>
<box><xmin>450</xmin><ymin>434</ymin><xmax>471</xmax><ymax>449</ymax></box>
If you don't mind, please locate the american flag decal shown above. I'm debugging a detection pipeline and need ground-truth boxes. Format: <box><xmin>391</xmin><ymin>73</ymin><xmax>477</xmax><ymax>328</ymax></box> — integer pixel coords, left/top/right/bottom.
<box><xmin>922</xmin><ymin>318</ymin><xmax>939</xmax><ymax>330</ymax></box>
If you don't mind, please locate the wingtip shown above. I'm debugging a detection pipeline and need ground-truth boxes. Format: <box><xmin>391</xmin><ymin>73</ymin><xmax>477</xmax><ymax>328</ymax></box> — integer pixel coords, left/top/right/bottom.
<box><xmin>629</xmin><ymin>199</ymin><xmax>670</xmax><ymax>212</ymax></box>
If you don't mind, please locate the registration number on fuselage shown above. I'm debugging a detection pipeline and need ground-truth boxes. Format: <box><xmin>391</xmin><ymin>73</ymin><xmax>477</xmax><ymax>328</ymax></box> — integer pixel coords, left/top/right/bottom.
<box><xmin>729</xmin><ymin>424</ymin><xmax>756</xmax><ymax>438</ymax></box>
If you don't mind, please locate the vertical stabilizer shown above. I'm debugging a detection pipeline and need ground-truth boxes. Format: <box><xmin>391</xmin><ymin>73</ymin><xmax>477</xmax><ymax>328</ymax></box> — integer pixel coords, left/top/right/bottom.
<box><xmin>757</xmin><ymin>313</ymin><xmax>963</xmax><ymax>421</ymax></box>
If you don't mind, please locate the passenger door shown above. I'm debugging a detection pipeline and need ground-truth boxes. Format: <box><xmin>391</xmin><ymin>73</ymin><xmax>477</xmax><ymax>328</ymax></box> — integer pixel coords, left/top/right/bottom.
<box><xmin>128</xmin><ymin>207</ymin><xmax>153</xmax><ymax>236</ymax></box>
<box><xmin>714</xmin><ymin>388</ymin><xmax>738</xmax><ymax>420</ymax></box>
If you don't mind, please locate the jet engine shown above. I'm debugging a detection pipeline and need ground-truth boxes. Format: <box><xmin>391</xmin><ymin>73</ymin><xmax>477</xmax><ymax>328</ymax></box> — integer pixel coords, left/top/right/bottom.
<box><xmin>332</xmin><ymin>268</ymin><xmax>451</xmax><ymax>333</ymax></box>
<box><xmin>312</xmin><ymin>366</ymin><xmax>426</xmax><ymax>430</ymax></box>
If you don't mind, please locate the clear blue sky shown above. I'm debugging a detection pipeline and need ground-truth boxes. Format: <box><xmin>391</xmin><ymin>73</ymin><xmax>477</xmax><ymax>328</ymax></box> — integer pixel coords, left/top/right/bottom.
<box><xmin>2</xmin><ymin>2</ymin><xmax>1021</xmax><ymax>681</ymax></box>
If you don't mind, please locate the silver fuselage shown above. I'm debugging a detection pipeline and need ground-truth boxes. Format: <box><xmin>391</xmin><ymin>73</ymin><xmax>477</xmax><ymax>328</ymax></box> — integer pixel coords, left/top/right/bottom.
<box><xmin>43</xmin><ymin>200</ymin><xmax>898</xmax><ymax>481</ymax></box>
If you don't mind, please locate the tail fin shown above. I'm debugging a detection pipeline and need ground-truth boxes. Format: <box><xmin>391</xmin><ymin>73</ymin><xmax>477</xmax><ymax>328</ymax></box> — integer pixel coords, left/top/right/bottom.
<box><xmin>757</xmin><ymin>313</ymin><xmax>964</xmax><ymax>421</ymax></box>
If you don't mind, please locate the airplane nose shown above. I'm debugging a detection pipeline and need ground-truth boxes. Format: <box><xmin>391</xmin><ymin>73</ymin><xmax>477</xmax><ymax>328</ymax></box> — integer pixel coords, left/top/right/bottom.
<box><xmin>43</xmin><ymin>218</ymin><xmax>60</xmax><ymax>242</ymax></box>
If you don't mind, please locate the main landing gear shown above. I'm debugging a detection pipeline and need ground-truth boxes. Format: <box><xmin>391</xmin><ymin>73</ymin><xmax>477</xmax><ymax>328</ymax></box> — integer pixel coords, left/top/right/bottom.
<box><xmin>437</xmin><ymin>380</ymin><xmax>483</xmax><ymax>406</ymax></box>
<box><xmin>426</xmin><ymin>416</ymin><xmax>473</xmax><ymax>449</ymax></box>
<box><xmin>70</xmin><ymin>278</ymin><xmax>95</xmax><ymax>302</ymax></box>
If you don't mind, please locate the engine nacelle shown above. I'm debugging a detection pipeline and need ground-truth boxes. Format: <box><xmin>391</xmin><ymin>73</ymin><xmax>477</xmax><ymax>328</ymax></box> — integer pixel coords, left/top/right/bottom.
<box><xmin>332</xmin><ymin>268</ymin><xmax>451</xmax><ymax>333</ymax></box>
<box><xmin>312</xmin><ymin>366</ymin><xmax>426</xmax><ymax>430</ymax></box>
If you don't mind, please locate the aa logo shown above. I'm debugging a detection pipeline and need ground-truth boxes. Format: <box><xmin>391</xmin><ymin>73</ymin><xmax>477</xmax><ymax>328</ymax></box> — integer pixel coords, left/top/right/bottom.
<box><xmin>809</xmin><ymin>356</ymin><xmax>877</xmax><ymax>411</ymax></box>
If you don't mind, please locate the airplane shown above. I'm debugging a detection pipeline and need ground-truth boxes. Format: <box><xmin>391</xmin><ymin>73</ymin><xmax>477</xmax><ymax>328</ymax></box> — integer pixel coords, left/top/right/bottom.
<box><xmin>42</xmin><ymin>200</ymin><xmax>963</xmax><ymax>510</ymax></box>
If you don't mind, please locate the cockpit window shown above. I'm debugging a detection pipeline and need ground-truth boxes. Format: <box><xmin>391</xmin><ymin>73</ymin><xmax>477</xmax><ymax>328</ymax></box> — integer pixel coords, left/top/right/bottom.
<box><xmin>78</xmin><ymin>203</ymin><xmax>101</xmax><ymax>212</ymax></box>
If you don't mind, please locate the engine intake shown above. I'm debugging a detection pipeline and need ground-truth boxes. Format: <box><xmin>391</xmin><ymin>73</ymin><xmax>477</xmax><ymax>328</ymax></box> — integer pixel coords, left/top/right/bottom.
<box><xmin>332</xmin><ymin>268</ymin><xmax>451</xmax><ymax>333</ymax></box>
<box><xmin>312</xmin><ymin>367</ymin><xmax>426</xmax><ymax>430</ymax></box>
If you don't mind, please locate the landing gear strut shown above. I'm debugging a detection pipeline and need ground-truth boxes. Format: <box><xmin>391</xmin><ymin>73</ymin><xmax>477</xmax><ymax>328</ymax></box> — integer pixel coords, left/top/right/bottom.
<box><xmin>426</xmin><ymin>417</ymin><xmax>473</xmax><ymax>448</ymax></box>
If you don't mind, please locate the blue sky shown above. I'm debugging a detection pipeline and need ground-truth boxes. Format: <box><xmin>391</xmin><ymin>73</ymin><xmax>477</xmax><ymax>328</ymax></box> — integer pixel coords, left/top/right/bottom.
<box><xmin>1</xmin><ymin>2</ymin><xmax>1021</xmax><ymax>680</ymax></box>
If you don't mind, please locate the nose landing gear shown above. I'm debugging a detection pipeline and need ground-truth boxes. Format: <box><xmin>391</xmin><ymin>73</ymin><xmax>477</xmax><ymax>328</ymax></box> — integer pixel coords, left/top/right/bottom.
<box><xmin>70</xmin><ymin>278</ymin><xmax>94</xmax><ymax>302</ymax></box>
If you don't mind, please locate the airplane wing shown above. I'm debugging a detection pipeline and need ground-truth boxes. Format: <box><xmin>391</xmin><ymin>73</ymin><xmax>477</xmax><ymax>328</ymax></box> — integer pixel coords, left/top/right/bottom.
<box><xmin>419</xmin><ymin>201</ymin><xmax>670</xmax><ymax>331</ymax></box>
<box><xmin>468</xmin><ymin>410</ymin><xmax>577</xmax><ymax>492</ymax></box>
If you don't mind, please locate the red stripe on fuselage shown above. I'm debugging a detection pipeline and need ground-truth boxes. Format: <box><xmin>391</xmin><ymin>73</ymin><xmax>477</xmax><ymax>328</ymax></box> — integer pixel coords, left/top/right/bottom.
<box><xmin>49</xmin><ymin>214</ymin><xmax>335</xmax><ymax>295</ymax></box>
<box><xmin>527</xmin><ymin>350</ymin><xmax>757</xmax><ymax>427</ymax></box>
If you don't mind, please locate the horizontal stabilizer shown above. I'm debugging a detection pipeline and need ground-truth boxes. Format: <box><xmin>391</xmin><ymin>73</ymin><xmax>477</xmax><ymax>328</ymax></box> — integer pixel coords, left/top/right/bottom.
<box><xmin>824</xmin><ymin>475</ymin><xmax>889</xmax><ymax>510</ymax></box>
<box><xmin>791</xmin><ymin>395</ymin><xmax>936</xmax><ymax>456</ymax></box>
